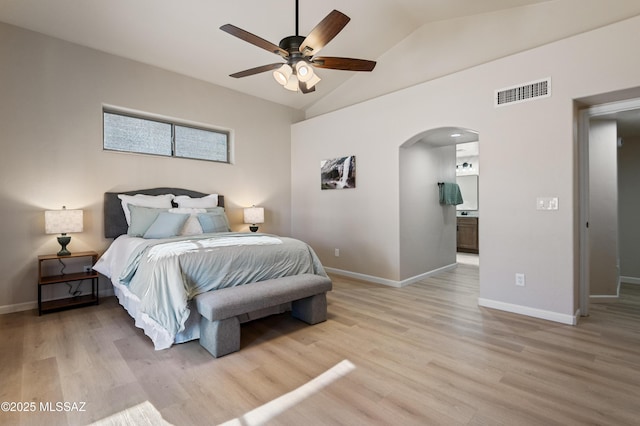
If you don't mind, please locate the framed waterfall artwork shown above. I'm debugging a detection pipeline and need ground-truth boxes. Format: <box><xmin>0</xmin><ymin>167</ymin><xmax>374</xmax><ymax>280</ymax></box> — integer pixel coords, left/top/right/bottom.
<box><xmin>321</xmin><ymin>155</ymin><xmax>356</xmax><ymax>190</ymax></box>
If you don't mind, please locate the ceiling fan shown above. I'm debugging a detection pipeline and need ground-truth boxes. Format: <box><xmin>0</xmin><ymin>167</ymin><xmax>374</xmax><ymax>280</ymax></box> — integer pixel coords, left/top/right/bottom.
<box><xmin>220</xmin><ymin>0</ymin><xmax>376</xmax><ymax>94</ymax></box>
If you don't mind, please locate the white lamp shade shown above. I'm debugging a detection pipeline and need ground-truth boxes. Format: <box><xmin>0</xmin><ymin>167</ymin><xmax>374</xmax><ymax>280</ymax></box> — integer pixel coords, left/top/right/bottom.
<box><xmin>295</xmin><ymin>61</ymin><xmax>314</xmax><ymax>83</ymax></box>
<box><xmin>284</xmin><ymin>74</ymin><xmax>299</xmax><ymax>92</ymax></box>
<box><xmin>273</xmin><ymin>64</ymin><xmax>293</xmax><ymax>86</ymax></box>
<box><xmin>243</xmin><ymin>207</ymin><xmax>264</xmax><ymax>224</ymax></box>
<box><xmin>45</xmin><ymin>208</ymin><xmax>83</xmax><ymax>234</ymax></box>
<box><xmin>305</xmin><ymin>73</ymin><xmax>321</xmax><ymax>89</ymax></box>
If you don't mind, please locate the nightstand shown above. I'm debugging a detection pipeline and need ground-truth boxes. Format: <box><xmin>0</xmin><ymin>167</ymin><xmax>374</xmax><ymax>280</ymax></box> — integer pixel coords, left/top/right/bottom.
<box><xmin>37</xmin><ymin>251</ymin><xmax>99</xmax><ymax>315</ymax></box>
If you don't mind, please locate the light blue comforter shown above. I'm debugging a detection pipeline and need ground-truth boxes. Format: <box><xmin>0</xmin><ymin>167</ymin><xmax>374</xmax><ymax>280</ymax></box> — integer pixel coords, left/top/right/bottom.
<box><xmin>119</xmin><ymin>232</ymin><xmax>327</xmax><ymax>343</ymax></box>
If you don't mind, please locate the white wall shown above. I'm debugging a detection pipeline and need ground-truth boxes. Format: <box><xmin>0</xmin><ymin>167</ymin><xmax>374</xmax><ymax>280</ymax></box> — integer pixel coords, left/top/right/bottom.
<box><xmin>291</xmin><ymin>15</ymin><xmax>640</xmax><ymax>322</ymax></box>
<box><xmin>0</xmin><ymin>22</ymin><xmax>300</xmax><ymax>312</ymax></box>
<box><xmin>399</xmin><ymin>142</ymin><xmax>456</xmax><ymax>282</ymax></box>
<box><xmin>588</xmin><ymin>120</ymin><xmax>619</xmax><ymax>297</ymax></box>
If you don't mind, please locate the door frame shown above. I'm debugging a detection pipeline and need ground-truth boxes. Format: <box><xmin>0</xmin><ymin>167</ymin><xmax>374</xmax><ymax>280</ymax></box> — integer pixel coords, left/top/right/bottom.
<box><xmin>578</xmin><ymin>97</ymin><xmax>640</xmax><ymax>316</ymax></box>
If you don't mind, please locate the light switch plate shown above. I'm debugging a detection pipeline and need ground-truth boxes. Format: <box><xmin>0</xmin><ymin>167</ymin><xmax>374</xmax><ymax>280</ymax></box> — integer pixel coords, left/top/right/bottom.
<box><xmin>537</xmin><ymin>197</ymin><xmax>558</xmax><ymax>210</ymax></box>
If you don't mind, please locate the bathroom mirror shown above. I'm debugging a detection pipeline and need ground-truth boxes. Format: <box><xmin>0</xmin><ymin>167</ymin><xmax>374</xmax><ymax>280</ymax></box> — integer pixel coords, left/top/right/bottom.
<box><xmin>456</xmin><ymin>175</ymin><xmax>478</xmax><ymax>210</ymax></box>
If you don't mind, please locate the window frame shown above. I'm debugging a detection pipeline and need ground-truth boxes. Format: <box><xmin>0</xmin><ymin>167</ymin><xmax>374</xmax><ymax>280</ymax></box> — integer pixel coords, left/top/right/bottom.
<box><xmin>102</xmin><ymin>108</ymin><xmax>230</xmax><ymax>164</ymax></box>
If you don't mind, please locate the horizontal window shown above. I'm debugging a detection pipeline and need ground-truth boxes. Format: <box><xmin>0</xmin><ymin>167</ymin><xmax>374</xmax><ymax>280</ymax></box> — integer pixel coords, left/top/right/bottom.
<box><xmin>103</xmin><ymin>110</ymin><xmax>229</xmax><ymax>163</ymax></box>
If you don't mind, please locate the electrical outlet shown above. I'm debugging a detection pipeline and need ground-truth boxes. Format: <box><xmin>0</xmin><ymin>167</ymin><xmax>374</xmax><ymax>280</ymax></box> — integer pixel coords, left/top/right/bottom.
<box><xmin>83</xmin><ymin>265</ymin><xmax>93</xmax><ymax>273</ymax></box>
<box><xmin>515</xmin><ymin>273</ymin><xmax>526</xmax><ymax>287</ymax></box>
<box><xmin>334</xmin><ymin>248</ymin><xmax>340</xmax><ymax>257</ymax></box>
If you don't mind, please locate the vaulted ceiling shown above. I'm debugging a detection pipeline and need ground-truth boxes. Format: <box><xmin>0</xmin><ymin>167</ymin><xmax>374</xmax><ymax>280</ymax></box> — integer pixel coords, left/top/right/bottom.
<box><xmin>1</xmin><ymin>0</ymin><xmax>639</xmax><ymax>115</ymax></box>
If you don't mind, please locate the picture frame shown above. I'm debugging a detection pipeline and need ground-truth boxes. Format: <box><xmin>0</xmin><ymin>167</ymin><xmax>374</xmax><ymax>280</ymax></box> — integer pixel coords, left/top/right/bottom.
<box><xmin>320</xmin><ymin>155</ymin><xmax>356</xmax><ymax>190</ymax></box>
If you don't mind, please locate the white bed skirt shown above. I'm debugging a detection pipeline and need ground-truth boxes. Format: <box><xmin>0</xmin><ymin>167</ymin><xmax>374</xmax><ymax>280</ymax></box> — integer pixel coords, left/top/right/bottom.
<box><xmin>96</xmin><ymin>235</ymin><xmax>291</xmax><ymax>350</ymax></box>
<box><xmin>111</xmin><ymin>278</ymin><xmax>198</xmax><ymax>350</ymax></box>
<box><xmin>111</xmin><ymin>278</ymin><xmax>290</xmax><ymax>350</ymax></box>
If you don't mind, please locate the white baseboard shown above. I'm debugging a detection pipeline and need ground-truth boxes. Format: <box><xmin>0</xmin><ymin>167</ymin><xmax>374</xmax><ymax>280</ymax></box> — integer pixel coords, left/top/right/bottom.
<box><xmin>0</xmin><ymin>301</ymin><xmax>37</xmax><ymax>315</ymax></box>
<box><xmin>399</xmin><ymin>263</ymin><xmax>458</xmax><ymax>287</ymax></box>
<box><xmin>324</xmin><ymin>263</ymin><xmax>458</xmax><ymax>288</ymax></box>
<box><xmin>478</xmin><ymin>298</ymin><xmax>578</xmax><ymax>325</ymax></box>
<box><xmin>0</xmin><ymin>287</ymin><xmax>115</xmax><ymax>315</ymax></box>
<box><xmin>620</xmin><ymin>276</ymin><xmax>640</xmax><ymax>285</ymax></box>
<box><xmin>589</xmin><ymin>278</ymin><xmax>622</xmax><ymax>303</ymax></box>
<box><xmin>324</xmin><ymin>267</ymin><xmax>403</xmax><ymax>287</ymax></box>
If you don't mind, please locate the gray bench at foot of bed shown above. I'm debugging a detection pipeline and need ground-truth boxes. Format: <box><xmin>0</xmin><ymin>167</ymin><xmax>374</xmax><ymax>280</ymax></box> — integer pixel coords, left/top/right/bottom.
<box><xmin>195</xmin><ymin>274</ymin><xmax>332</xmax><ymax>358</ymax></box>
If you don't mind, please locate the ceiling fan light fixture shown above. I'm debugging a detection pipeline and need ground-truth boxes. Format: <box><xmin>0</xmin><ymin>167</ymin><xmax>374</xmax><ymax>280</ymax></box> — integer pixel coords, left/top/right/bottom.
<box><xmin>221</xmin><ymin>6</ymin><xmax>375</xmax><ymax>95</ymax></box>
<box><xmin>305</xmin><ymin>73</ymin><xmax>321</xmax><ymax>89</ymax></box>
<box><xmin>273</xmin><ymin>64</ymin><xmax>293</xmax><ymax>86</ymax></box>
<box><xmin>295</xmin><ymin>60</ymin><xmax>314</xmax><ymax>83</ymax></box>
<box><xmin>284</xmin><ymin>74</ymin><xmax>299</xmax><ymax>92</ymax></box>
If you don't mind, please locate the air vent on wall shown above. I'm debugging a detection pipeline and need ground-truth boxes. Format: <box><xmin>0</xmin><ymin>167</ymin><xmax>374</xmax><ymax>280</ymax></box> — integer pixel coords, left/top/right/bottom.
<box><xmin>495</xmin><ymin>77</ymin><xmax>551</xmax><ymax>107</ymax></box>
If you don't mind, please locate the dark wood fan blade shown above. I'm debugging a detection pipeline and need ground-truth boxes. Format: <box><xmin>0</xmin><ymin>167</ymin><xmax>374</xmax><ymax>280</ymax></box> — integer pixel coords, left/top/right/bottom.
<box><xmin>312</xmin><ymin>57</ymin><xmax>376</xmax><ymax>72</ymax></box>
<box><xmin>229</xmin><ymin>63</ymin><xmax>284</xmax><ymax>78</ymax></box>
<box><xmin>220</xmin><ymin>24</ymin><xmax>288</xmax><ymax>57</ymax></box>
<box><xmin>299</xmin><ymin>10</ymin><xmax>350</xmax><ymax>57</ymax></box>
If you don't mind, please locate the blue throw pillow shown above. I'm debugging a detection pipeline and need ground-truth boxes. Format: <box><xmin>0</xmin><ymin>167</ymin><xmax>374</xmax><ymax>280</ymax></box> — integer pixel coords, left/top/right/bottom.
<box><xmin>127</xmin><ymin>205</ymin><xmax>168</xmax><ymax>237</ymax></box>
<box><xmin>197</xmin><ymin>210</ymin><xmax>230</xmax><ymax>233</ymax></box>
<box><xmin>143</xmin><ymin>212</ymin><xmax>190</xmax><ymax>239</ymax></box>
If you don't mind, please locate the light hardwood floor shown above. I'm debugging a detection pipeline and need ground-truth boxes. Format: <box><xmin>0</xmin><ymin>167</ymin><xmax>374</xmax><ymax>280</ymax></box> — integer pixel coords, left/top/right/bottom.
<box><xmin>2</xmin><ymin>265</ymin><xmax>639</xmax><ymax>425</ymax></box>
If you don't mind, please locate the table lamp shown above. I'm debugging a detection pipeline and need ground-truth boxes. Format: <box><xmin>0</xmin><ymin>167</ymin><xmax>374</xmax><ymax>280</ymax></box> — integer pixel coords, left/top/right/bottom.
<box><xmin>243</xmin><ymin>206</ymin><xmax>264</xmax><ymax>232</ymax></box>
<box><xmin>45</xmin><ymin>206</ymin><xmax>83</xmax><ymax>256</ymax></box>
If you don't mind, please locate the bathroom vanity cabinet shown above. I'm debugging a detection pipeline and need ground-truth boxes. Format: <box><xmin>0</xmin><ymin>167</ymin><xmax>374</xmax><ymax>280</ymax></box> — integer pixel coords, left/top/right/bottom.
<box><xmin>457</xmin><ymin>217</ymin><xmax>479</xmax><ymax>254</ymax></box>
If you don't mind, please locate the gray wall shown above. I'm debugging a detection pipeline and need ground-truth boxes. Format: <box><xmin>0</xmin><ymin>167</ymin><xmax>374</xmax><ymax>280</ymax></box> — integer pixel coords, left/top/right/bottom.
<box><xmin>399</xmin><ymin>142</ymin><xmax>456</xmax><ymax>281</ymax></box>
<box><xmin>588</xmin><ymin>120</ymin><xmax>619</xmax><ymax>296</ymax></box>
<box><xmin>305</xmin><ymin>0</ymin><xmax>640</xmax><ymax>118</ymax></box>
<box><xmin>0</xmin><ymin>22</ymin><xmax>300</xmax><ymax>312</ymax></box>
<box><xmin>292</xmin><ymin>14</ymin><xmax>640</xmax><ymax>322</ymax></box>
<box><xmin>618</xmin><ymin>135</ymin><xmax>640</xmax><ymax>280</ymax></box>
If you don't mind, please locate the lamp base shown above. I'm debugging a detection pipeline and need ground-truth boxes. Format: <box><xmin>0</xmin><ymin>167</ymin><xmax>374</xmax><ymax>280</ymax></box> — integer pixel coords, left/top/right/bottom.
<box><xmin>57</xmin><ymin>235</ymin><xmax>72</xmax><ymax>256</ymax></box>
<box><xmin>249</xmin><ymin>225</ymin><xmax>259</xmax><ymax>232</ymax></box>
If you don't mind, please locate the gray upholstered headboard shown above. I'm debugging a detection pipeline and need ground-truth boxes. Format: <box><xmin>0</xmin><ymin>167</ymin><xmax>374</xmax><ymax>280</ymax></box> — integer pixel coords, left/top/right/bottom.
<box><xmin>104</xmin><ymin>188</ymin><xmax>225</xmax><ymax>238</ymax></box>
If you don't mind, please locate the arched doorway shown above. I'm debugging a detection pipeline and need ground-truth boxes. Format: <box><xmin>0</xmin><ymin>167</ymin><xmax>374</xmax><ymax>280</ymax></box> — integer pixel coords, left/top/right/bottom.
<box><xmin>398</xmin><ymin>126</ymin><xmax>479</xmax><ymax>284</ymax></box>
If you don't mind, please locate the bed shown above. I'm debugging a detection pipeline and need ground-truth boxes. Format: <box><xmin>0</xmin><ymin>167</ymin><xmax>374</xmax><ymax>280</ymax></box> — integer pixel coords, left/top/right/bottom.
<box><xmin>94</xmin><ymin>187</ymin><xmax>328</xmax><ymax>350</ymax></box>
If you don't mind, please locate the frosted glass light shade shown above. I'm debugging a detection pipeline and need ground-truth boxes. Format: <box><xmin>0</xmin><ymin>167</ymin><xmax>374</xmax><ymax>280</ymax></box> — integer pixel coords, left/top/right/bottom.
<box><xmin>45</xmin><ymin>208</ymin><xmax>83</xmax><ymax>234</ymax></box>
<box><xmin>284</xmin><ymin>74</ymin><xmax>299</xmax><ymax>92</ymax></box>
<box><xmin>305</xmin><ymin>73</ymin><xmax>321</xmax><ymax>89</ymax></box>
<box><xmin>243</xmin><ymin>207</ymin><xmax>264</xmax><ymax>225</ymax></box>
<box><xmin>295</xmin><ymin>61</ymin><xmax>314</xmax><ymax>83</ymax></box>
<box><xmin>273</xmin><ymin>64</ymin><xmax>293</xmax><ymax>86</ymax></box>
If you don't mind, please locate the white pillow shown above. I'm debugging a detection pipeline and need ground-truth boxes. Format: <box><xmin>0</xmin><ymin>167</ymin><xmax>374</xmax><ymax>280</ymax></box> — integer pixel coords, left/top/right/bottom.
<box><xmin>169</xmin><ymin>208</ymin><xmax>207</xmax><ymax>235</ymax></box>
<box><xmin>118</xmin><ymin>193</ymin><xmax>175</xmax><ymax>225</ymax></box>
<box><xmin>174</xmin><ymin>194</ymin><xmax>218</xmax><ymax>208</ymax></box>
